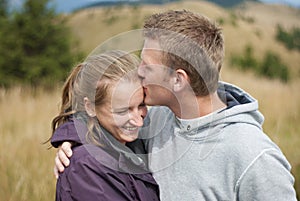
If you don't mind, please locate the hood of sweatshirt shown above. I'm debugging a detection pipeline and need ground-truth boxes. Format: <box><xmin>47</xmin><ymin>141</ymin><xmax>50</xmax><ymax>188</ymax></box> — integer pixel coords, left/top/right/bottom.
<box><xmin>173</xmin><ymin>82</ymin><xmax>264</xmax><ymax>140</ymax></box>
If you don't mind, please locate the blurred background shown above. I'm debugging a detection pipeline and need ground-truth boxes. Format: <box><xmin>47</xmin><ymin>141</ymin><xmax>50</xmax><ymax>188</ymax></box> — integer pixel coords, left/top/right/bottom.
<box><xmin>0</xmin><ymin>0</ymin><xmax>299</xmax><ymax>200</ymax></box>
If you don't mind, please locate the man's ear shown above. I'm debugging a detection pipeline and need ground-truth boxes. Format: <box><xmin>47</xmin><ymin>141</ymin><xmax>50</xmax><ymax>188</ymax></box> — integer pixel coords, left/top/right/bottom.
<box><xmin>173</xmin><ymin>69</ymin><xmax>190</xmax><ymax>92</ymax></box>
<box><xmin>84</xmin><ymin>97</ymin><xmax>96</xmax><ymax>117</ymax></box>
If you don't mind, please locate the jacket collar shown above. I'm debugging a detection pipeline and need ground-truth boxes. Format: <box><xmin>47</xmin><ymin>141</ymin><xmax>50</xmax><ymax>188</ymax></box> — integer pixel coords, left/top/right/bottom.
<box><xmin>73</xmin><ymin>116</ymin><xmax>150</xmax><ymax>174</ymax></box>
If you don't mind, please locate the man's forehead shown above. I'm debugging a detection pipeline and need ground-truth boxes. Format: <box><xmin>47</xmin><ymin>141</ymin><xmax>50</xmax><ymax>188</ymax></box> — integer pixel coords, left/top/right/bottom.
<box><xmin>143</xmin><ymin>38</ymin><xmax>161</xmax><ymax>50</ymax></box>
<box><xmin>141</xmin><ymin>39</ymin><xmax>163</xmax><ymax>61</ymax></box>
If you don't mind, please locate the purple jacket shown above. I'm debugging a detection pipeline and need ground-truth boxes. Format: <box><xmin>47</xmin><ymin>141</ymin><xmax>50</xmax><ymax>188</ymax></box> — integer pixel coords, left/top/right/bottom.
<box><xmin>53</xmin><ymin>119</ymin><xmax>160</xmax><ymax>201</ymax></box>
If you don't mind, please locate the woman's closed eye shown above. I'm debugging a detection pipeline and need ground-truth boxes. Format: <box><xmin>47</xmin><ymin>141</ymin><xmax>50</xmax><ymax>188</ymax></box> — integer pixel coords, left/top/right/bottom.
<box><xmin>113</xmin><ymin>109</ymin><xmax>129</xmax><ymax>116</ymax></box>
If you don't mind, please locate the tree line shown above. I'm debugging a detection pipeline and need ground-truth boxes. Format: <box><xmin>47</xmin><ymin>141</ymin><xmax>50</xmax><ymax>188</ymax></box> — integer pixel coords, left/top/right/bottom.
<box><xmin>0</xmin><ymin>0</ymin><xmax>83</xmax><ymax>89</ymax></box>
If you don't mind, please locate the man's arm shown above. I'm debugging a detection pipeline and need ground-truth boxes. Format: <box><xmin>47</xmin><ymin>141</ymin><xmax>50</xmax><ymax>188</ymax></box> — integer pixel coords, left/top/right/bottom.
<box><xmin>237</xmin><ymin>149</ymin><xmax>297</xmax><ymax>200</ymax></box>
<box><xmin>54</xmin><ymin>142</ymin><xmax>73</xmax><ymax>178</ymax></box>
<box><xmin>52</xmin><ymin>119</ymin><xmax>85</xmax><ymax>178</ymax></box>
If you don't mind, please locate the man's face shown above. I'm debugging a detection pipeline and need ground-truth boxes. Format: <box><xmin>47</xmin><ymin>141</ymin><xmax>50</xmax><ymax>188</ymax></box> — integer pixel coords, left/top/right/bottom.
<box><xmin>138</xmin><ymin>39</ymin><xmax>174</xmax><ymax>106</ymax></box>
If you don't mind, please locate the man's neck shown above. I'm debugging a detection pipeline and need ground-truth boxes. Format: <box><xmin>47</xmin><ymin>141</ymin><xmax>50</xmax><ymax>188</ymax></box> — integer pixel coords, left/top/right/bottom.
<box><xmin>169</xmin><ymin>92</ymin><xmax>227</xmax><ymax>119</ymax></box>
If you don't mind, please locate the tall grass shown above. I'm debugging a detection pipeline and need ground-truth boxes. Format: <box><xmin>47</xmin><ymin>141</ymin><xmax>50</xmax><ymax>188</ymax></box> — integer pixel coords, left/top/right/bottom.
<box><xmin>1</xmin><ymin>73</ymin><xmax>299</xmax><ymax>200</ymax></box>
<box><xmin>0</xmin><ymin>87</ymin><xmax>59</xmax><ymax>201</ymax></box>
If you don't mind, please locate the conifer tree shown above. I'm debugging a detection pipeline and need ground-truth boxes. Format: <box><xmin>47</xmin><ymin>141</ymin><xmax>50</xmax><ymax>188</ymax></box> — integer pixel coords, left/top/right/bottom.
<box><xmin>0</xmin><ymin>0</ymin><xmax>7</xmax><ymax>17</ymax></box>
<box><xmin>0</xmin><ymin>0</ymin><xmax>82</xmax><ymax>88</ymax></box>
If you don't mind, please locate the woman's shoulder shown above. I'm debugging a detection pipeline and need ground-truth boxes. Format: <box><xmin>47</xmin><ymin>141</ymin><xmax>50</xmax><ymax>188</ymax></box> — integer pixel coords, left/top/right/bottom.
<box><xmin>57</xmin><ymin>145</ymin><xmax>137</xmax><ymax>200</ymax></box>
<box><xmin>70</xmin><ymin>144</ymin><xmax>119</xmax><ymax>172</ymax></box>
<box><xmin>59</xmin><ymin>144</ymin><xmax>160</xmax><ymax>201</ymax></box>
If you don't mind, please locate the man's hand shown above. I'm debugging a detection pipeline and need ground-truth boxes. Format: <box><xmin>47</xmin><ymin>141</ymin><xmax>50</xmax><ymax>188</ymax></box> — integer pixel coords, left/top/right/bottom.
<box><xmin>54</xmin><ymin>141</ymin><xmax>73</xmax><ymax>179</ymax></box>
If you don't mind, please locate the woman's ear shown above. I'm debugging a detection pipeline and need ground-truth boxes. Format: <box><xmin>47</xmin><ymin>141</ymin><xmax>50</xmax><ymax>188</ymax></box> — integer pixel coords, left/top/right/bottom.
<box><xmin>84</xmin><ymin>97</ymin><xmax>96</xmax><ymax>117</ymax></box>
<box><xmin>173</xmin><ymin>69</ymin><xmax>190</xmax><ymax>92</ymax></box>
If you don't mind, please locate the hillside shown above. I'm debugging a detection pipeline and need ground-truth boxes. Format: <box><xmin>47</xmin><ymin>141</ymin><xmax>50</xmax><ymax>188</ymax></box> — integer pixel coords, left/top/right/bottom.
<box><xmin>66</xmin><ymin>0</ymin><xmax>300</xmax><ymax>76</ymax></box>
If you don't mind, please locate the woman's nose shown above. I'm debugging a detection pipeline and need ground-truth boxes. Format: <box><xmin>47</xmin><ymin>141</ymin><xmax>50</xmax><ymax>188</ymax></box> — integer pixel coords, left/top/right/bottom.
<box><xmin>129</xmin><ymin>110</ymin><xmax>144</xmax><ymax>127</ymax></box>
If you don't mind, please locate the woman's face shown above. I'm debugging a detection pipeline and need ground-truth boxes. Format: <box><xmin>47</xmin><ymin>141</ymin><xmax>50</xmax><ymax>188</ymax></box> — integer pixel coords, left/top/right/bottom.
<box><xmin>95</xmin><ymin>80</ymin><xmax>147</xmax><ymax>144</ymax></box>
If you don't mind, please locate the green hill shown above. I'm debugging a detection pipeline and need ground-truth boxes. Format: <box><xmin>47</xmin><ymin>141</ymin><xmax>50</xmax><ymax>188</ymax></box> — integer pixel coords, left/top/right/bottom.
<box><xmin>66</xmin><ymin>1</ymin><xmax>300</xmax><ymax>76</ymax></box>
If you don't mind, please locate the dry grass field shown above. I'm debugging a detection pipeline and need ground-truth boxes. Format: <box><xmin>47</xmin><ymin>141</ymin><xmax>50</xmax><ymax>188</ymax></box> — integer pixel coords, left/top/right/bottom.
<box><xmin>1</xmin><ymin>1</ymin><xmax>299</xmax><ymax>200</ymax></box>
<box><xmin>0</xmin><ymin>87</ymin><xmax>59</xmax><ymax>200</ymax></box>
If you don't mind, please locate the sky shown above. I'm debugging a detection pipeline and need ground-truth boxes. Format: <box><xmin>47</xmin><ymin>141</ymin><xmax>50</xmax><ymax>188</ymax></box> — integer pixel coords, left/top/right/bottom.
<box><xmin>8</xmin><ymin>0</ymin><xmax>300</xmax><ymax>13</ymax></box>
<box><xmin>261</xmin><ymin>0</ymin><xmax>300</xmax><ymax>7</ymax></box>
<box><xmin>54</xmin><ymin>0</ymin><xmax>300</xmax><ymax>13</ymax></box>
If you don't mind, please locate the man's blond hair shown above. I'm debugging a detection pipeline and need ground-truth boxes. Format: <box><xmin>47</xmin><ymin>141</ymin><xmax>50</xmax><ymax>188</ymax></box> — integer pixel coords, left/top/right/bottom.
<box><xmin>143</xmin><ymin>10</ymin><xmax>224</xmax><ymax>96</ymax></box>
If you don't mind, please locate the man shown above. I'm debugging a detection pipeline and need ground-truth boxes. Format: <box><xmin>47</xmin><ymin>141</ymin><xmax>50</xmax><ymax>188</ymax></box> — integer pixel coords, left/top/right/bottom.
<box><xmin>52</xmin><ymin>10</ymin><xmax>297</xmax><ymax>200</ymax></box>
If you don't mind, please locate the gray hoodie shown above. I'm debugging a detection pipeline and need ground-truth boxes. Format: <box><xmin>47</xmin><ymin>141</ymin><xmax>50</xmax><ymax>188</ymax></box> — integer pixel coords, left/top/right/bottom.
<box><xmin>139</xmin><ymin>82</ymin><xmax>297</xmax><ymax>201</ymax></box>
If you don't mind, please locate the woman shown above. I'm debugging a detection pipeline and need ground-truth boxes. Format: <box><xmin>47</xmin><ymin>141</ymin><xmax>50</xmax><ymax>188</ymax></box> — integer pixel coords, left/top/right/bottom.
<box><xmin>51</xmin><ymin>50</ymin><xmax>160</xmax><ymax>201</ymax></box>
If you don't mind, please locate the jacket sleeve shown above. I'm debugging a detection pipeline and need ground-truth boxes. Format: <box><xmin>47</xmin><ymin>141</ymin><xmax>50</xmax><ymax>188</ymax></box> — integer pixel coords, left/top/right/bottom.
<box><xmin>236</xmin><ymin>149</ymin><xmax>297</xmax><ymax>201</ymax></box>
<box><xmin>59</xmin><ymin>149</ymin><xmax>134</xmax><ymax>201</ymax></box>
<box><xmin>51</xmin><ymin>120</ymin><xmax>83</xmax><ymax>148</ymax></box>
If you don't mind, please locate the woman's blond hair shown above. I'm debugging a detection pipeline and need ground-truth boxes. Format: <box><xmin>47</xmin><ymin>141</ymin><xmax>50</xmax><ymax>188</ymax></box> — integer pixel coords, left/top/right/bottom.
<box><xmin>51</xmin><ymin>50</ymin><xmax>140</xmax><ymax>146</ymax></box>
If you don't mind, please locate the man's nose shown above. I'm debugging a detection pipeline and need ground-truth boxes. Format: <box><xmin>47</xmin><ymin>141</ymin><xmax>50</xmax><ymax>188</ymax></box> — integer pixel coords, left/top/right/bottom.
<box><xmin>137</xmin><ymin>64</ymin><xmax>145</xmax><ymax>79</ymax></box>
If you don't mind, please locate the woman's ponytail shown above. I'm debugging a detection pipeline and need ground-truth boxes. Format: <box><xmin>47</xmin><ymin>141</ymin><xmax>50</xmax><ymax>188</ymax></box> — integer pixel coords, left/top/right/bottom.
<box><xmin>51</xmin><ymin>63</ymin><xmax>84</xmax><ymax>135</ymax></box>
